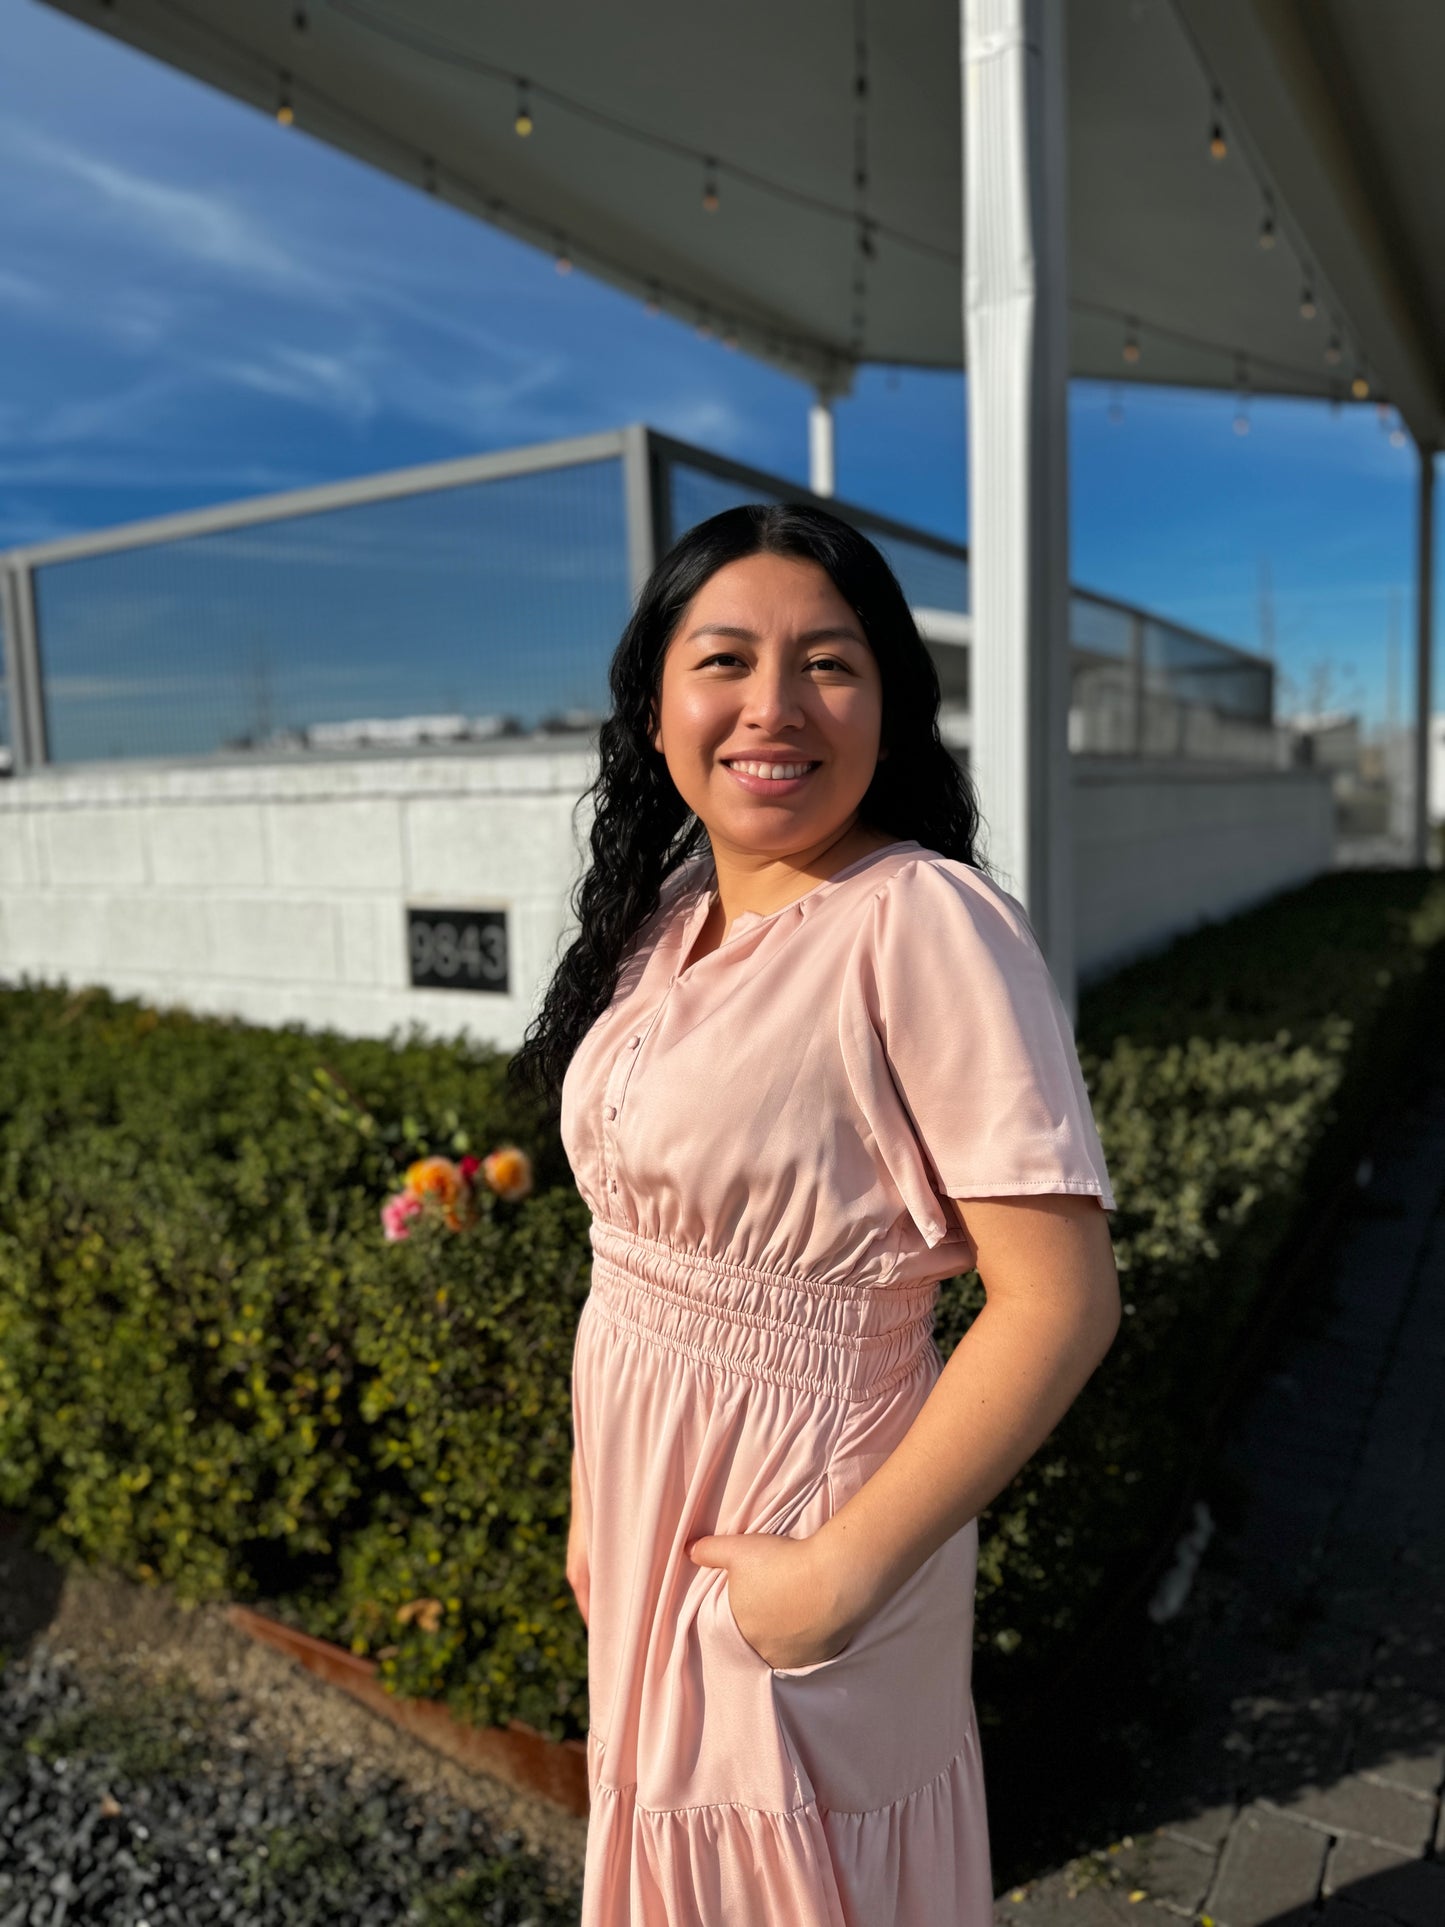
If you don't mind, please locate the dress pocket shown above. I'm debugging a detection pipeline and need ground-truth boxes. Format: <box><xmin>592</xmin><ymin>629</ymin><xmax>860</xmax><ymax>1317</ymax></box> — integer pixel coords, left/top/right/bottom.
<box><xmin>717</xmin><ymin>1451</ymin><xmax>902</xmax><ymax>1680</ymax></box>
<box><xmin>764</xmin><ymin>1446</ymin><xmax>894</xmax><ymax>1678</ymax></box>
<box><xmin>714</xmin><ymin>1465</ymin><xmax>846</xmax><ymax>1676</ymax></box>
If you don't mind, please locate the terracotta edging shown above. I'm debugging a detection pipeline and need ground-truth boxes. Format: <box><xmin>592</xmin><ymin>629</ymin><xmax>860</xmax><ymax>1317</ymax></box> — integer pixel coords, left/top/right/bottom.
<box><xmin>226</xmin><ymin>1604</ymin><xmax>589</xmax><ymax>1817</ymax></box>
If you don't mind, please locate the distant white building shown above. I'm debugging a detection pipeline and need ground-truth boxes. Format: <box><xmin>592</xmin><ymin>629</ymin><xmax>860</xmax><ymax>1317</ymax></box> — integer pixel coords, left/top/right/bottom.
<box><xmin>1381</xmin><ymin>716</ymin><xmax>1445</xmax><ymax>839</ymax></box>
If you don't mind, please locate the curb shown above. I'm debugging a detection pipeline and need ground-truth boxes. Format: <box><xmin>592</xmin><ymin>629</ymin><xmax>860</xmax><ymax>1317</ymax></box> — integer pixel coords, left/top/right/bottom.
<box><xmin>226</xmin><ymin>1604</ymin><xmax>589</xmax><ymax>1818</ymax></box>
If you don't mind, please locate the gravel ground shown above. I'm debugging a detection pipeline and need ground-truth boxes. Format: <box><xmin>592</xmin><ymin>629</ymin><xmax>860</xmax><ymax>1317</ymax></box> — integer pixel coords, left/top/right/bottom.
<box><xmin>0</xmin><ymin>1522</ymin><xmax>586</xmax><ymax>1927</ymax></box>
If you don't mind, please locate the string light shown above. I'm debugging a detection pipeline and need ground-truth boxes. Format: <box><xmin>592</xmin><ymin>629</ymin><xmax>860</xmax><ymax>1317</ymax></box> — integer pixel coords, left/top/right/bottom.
<box><xmin>702</xmin><ymin>160</ymin><xmax>719</xmax><ymax>213</ymax></box>
<box><xmin>1208</xmin><ymin>89</ymin><xmax>1227</xmax><ymax>161</ymax></box>
<box><xmin>1299</xmin><ymin>283</ymin><xmax>1317</xmax><ymax>322</ymax></box>
<box><xmin>276</xmin><ymin>73</ymin><xmax>294</xmax><ymax>125</ymax></box>
<box><xmin>696</xmin><ymin>312</ymin><xmax>713</xmax><ymax>340</ymax></box>
<box><xmin>1257</xmin><ymin>195</ymin><xmax>1277</xmax><ymax>249</ymax></box>
<box><xmin>1324</xmin><ymin>333</ymin><xmax>1342</xmax><ymax>365</ymax></box>
<box><xmin>722</xmin><ymin>328</ymin><xmax>739</xmax><ymax>351</ymax></box>
<box><xmin>514</xmin><ymin>80</ymin><xmax>533</xmax><ymax>137</ymax></box>
<box><xmin>1351</xmin><ymin>369</ymin><xmax>1370</xmax><ymax>400</ymax></box>
<box><xmin>1391</xmin><ymin>422</ymin><xmax>1407</xmax><ymax>449</ymax></box>
<box><xmin>1122</xmin><ymin>318</ymin><xmax>1141</xmax><ymax>364</ymax></box>
<box><xmin>292</xmin><ymin>6</ymin><xmax>308</xmax><ymax>29</ymax></box>
<box><xmin>644</xmin><ymin>283</ymin><xmax>661</xmax><ymax>316</ymax></box>
<box><xmin>554</xmin><ymin>240</ymin><xmax>572</xmax><ymax>274</ymax></box>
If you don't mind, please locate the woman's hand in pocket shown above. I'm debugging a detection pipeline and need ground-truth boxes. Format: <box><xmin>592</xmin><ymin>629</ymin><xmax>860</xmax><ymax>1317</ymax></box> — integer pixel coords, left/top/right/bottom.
<box><xmin>687</xmin><ymin>1529</ymin><xmax>853</xmax><ymax>1671</ymax></box>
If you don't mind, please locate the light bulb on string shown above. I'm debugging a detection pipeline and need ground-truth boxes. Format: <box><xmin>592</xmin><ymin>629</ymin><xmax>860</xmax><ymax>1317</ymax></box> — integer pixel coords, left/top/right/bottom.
<box><xmin>696</xmin><ymin>313</ymin><xmax>713</xmax><ymax>340</ymax></box>
<box><xmin>554</xmin><ymin>241</ymin><xmax>573</xmax><ymax>274</ymax></box>
<box><xmin>722</xmin><ymin>328</ymin><xmax>739</xmax><ymax>351</ymax></box>
<box><xmin>276</xmin><ymin>73</ymin><xmax>294</xmax><ymax>125</ymax></box>
<box><xmin>514</xmin><ymin>80</ymin><xmax>533</xmax><ymax>137</ymax></box>
<box><xmin>644</xmin><ymin>283</ymin><xmax>661</xmax><ymax>316</ymax></box>
<box><xmin>1299</xmin><ymin>285</ymin><xmax>1317</xmax><ymax>322</ymax></box>
<box><xmin>1257</xmin><ymin>196</ymin><xmax>1277</xmax><ymax>249</ymax></box>
<box><xmin>1324</xmin><ymin>333</ymin><xmax>1342</xmax><ymax>365</ymax></box>
<box><xmin>702</xmin><ymin>161</ymin><xmax>720</xmax><ymax>213</ymax></box>
<box><xmin>1351</xmin><ymin>370</ymin><xmax>1370</xmax><ymax>400</ymax></box>
<box><xmin>1390</xmin><ymin>421</ymin><xmax>1407</xmax><ymax>449</ymax></box>
<box><xmin>1122</xmin><ymin>318</ymin><xmax>1141</xmax><ymax>364</ymax></box>
<box><xmin>1208</xmin><ymin>89</ymin><xmax>1227</xmax><ymax>161</ymax></box>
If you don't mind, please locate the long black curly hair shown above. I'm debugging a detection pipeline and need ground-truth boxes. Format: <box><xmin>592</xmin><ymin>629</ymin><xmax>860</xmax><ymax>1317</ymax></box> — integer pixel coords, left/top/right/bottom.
<box><xmin>508</xmin><ymin>502</ymin><xmax>990</xmax><ymax>1114</ymax></box>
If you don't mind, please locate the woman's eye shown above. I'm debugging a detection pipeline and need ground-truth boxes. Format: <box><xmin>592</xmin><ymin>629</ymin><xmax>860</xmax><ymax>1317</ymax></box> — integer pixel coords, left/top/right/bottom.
<box><xmin>808</xmin><ymin>656</ymin><xmax>850</xmax><ymax>673</ymax></box>
<box><xmin>699</xmin><ymin>652</ymin><xmax>743</xmax><ymax>668</ymax></box>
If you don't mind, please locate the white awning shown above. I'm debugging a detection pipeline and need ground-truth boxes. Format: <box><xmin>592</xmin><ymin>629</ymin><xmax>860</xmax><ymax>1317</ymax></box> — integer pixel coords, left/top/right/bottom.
<box><xmin>42</xmin><ymin>0</ymin><xmax>1445</xmax><ymax>442</ymax></box>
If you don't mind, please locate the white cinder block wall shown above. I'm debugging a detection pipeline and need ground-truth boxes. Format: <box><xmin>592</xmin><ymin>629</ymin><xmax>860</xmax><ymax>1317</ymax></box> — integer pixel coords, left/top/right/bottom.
<box><xmin>0</xmin><ymin>750</ymin><xmax>1334</xmax><ymax>1043</ymax></box>
<box><xmin>1071</xmin><ymin>759</ymin><xmax>1336</xmax><ymax>983</ymax></box>
<box><xmin>0</xmin><ymin>748</ymin><xmax>599</xmax><ymax>1050</ymax></box>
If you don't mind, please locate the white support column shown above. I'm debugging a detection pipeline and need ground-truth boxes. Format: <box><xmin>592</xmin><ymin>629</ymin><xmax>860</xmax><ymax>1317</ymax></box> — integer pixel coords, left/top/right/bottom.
<box><xmin>1414</xmin><ymin>443</ymin><xmax>1436</xmax><ymax>866</ymax></box>
<box><xmin>808</xmin><ymin>393</ymin><xmax>836</xmax><ymax>498</ymax></box>
<box><xmin>961</xmin><ymin>0</ymin><xmax>1074</xmax><ymax>1011</ymax></box>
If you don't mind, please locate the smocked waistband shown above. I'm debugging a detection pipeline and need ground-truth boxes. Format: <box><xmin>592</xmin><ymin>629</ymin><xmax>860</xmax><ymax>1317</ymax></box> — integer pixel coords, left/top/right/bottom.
<box><xmin>585</xmin><ymin>1219</ymin><xmax>938</xmax><ymax>1400</ymax></box>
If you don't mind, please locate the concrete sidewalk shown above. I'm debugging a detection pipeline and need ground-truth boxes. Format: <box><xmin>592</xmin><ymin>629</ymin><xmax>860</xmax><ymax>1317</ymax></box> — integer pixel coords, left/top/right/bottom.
<box><xmin>993</xmin><ymin>1061</ymin><xmax>1445</xmax><ymax>1927</ymax></box>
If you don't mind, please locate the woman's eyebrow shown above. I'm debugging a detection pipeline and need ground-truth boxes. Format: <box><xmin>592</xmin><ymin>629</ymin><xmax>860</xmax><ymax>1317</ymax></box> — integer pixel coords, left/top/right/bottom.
<box><xmin>683</xmin><ymin>623</ymin><xmax>866</xmax><ymax>644</ymax></box>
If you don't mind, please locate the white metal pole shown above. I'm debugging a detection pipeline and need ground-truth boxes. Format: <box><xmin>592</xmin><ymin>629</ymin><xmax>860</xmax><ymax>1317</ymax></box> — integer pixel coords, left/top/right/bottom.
<box><xmin>1414</xmin><ymin>442</ymin><xmax>1436</xmax><ymax>866</ymax></box>
<box><xmin>961</xmin><ymin>0</ymin><xmax>1074</xmax><ymax>1010</ymax></box>
<box><xmin>808</xmin><ymin>394</ymin><xmax>836</xmax><ymax>498</ymax></box>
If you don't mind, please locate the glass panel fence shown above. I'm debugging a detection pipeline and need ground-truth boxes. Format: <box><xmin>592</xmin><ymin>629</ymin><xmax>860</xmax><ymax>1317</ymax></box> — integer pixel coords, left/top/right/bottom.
<box><xmin>10</xmin><ymin>430</ymin><xmax>1280</xmax><ymax>770</ymax></box>
<box><xmin>664</xmin><ymin>460</ymin><xmax>968</xmax><ymax>617</ymax></box>
<box><xmin>32</xmin><ymin>457</ymin><xmax>630</xmax><ymax>763</ymax></box>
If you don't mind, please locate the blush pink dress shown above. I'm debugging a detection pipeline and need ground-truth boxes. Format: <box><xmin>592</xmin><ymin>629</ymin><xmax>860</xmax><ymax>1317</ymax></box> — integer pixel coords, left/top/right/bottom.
<box><xmin>560</xmin><ymin>839</ymin><xmax>1116</xmax><ymax>1926</ymax></box>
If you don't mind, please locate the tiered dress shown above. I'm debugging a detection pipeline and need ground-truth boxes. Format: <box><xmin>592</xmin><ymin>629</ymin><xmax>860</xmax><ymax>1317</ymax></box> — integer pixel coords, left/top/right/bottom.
<box><xmin>560</xmin><ymin>839</ymin><xmax>1116</xmax><ymax>1925</ymax></box>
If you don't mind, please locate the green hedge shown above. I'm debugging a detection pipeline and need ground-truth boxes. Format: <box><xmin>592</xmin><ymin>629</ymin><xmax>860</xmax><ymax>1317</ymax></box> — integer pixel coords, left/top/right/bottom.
<box><xmin>2</xmin><ymin>867</ymin><xmax>1444</xmax><ymax>1743</ymax></box>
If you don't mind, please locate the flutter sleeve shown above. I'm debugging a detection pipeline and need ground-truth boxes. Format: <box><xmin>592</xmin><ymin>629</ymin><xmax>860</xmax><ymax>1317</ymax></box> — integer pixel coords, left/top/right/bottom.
<box><xmin>840</xmin><ymin>856</ymin><xmax>1116</xmax><ymax>1247</ymax></box>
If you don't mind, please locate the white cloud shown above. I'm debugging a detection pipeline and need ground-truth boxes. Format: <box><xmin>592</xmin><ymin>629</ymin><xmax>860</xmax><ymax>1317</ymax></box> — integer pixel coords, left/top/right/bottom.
<box><xmin>0</xmin><ymin>123</ymin><xmax>331</xmax><ymax>296</ymax></box>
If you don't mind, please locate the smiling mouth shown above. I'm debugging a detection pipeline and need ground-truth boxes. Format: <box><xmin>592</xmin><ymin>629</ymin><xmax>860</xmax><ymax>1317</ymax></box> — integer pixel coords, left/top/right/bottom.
<box><xmin>721</xmin><ymin>759</ymin><xmax>821</xmax><ymax>779</ymax></box>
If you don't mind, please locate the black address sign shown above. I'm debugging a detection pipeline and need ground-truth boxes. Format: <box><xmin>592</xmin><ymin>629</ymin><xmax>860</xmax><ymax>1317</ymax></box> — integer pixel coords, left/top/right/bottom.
<box><xmin>406</xmin><ymin>907</ymin><xmax>509</xmax><ymax>994</ymax></box>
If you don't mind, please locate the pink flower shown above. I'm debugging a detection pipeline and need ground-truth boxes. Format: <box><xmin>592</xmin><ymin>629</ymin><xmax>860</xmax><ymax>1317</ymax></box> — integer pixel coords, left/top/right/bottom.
<box><xmin>381</xmin><ymin>1191</ymin><xmax>424</xmax><ymax>1242</ymax></box>
<box><xmin>457</xmin><ymin>1155</ymin><xmax>482</xmax><ymax>1186</ymax></box>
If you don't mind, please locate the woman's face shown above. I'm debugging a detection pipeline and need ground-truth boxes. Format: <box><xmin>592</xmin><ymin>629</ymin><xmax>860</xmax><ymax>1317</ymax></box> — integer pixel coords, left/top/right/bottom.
<box><xmin>650</xmin><ymin>551</ymin><xmax>885</xmax><ymax>861</ymax></box>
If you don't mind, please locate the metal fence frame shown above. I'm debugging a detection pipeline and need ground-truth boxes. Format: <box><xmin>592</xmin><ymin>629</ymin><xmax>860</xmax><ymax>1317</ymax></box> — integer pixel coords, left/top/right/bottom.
<box><xmin>0</xmin><ymin>423</ymin><xmax>1274</xmax><ymax>773</ymax></box>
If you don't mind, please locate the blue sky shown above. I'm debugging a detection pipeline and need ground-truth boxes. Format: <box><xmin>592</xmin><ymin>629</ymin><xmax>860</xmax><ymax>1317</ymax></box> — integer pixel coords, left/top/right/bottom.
<box><xmin>0</xmin><ymin>0</ymin><xmax>1434</xmax><ymax>737</ymax></box>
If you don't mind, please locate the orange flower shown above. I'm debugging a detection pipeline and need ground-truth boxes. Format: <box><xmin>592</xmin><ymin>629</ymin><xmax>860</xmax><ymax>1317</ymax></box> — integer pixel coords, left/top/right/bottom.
<box><xmin>481</xmin><ymin>1145</ymin><xmax>534</xmax><ymax>1202</ymax></box>
<box><xmin>403</xmin><ymin>1156</ymin><xmax>471</xmax><ymax>1230</ymax></box>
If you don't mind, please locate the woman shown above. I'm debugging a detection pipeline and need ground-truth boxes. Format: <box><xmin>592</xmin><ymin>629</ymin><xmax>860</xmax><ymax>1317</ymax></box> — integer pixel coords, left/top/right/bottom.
<box><xmin>511</xmin><ymin>504</ymin><xmax>1120</xmax><ymax>1925</ymax></box>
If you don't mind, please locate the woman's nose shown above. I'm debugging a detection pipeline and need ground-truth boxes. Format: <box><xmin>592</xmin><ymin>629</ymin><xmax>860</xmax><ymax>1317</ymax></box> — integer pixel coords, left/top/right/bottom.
<box><xmin>739</xmin><ymin>666</ymin><xmax>805</xmax><ymax>728</ymax></box>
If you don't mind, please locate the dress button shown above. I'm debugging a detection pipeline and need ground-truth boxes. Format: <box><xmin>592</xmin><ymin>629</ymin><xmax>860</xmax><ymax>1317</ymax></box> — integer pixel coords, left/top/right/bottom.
<box><xmin>628</xmin><ymin>1035</ymin><xmax>640</xmax><ymax>1050</ymax></box>
<box><xmin>604</xmin><ymin>1104</ymin><xmax>617</xmax><ymax>1120</ymax></box>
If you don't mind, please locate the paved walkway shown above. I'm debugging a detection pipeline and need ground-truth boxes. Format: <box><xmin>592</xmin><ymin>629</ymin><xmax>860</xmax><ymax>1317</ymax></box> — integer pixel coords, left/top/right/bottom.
<box><xmin>993</xmin><ymin>1057</ymin><xmax>1445</xmax><ymax>1927</ymax></box>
